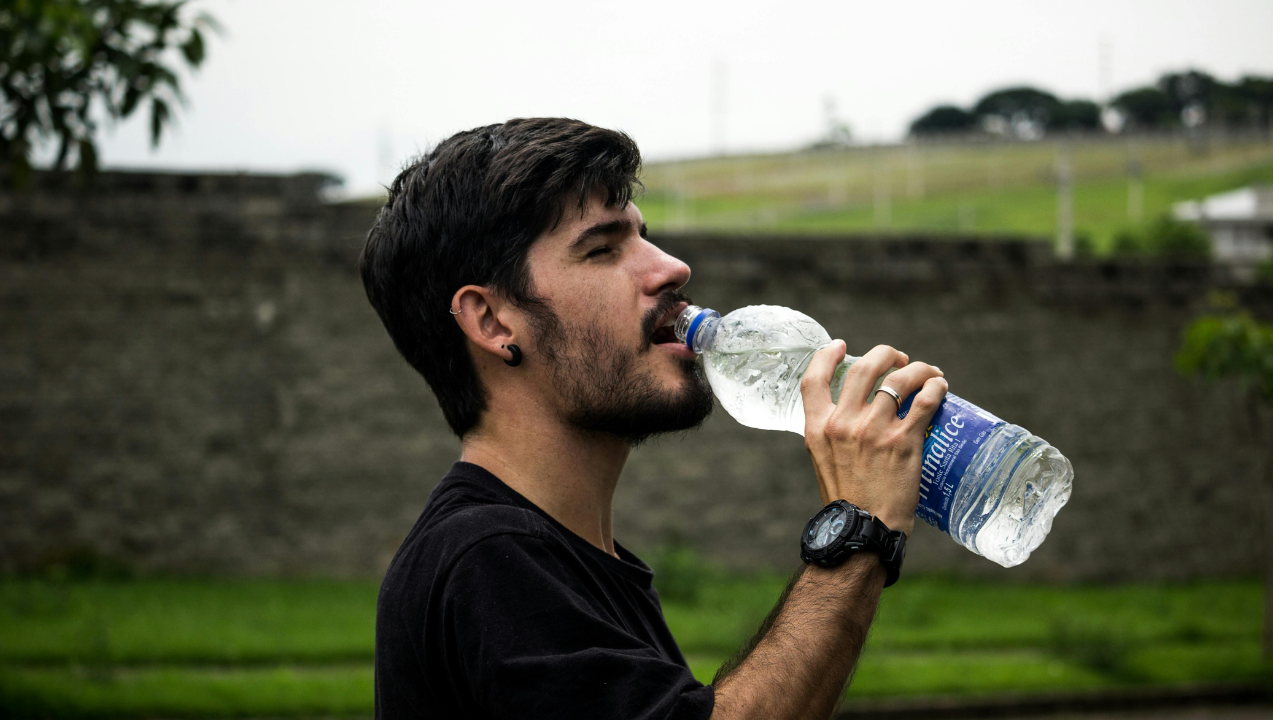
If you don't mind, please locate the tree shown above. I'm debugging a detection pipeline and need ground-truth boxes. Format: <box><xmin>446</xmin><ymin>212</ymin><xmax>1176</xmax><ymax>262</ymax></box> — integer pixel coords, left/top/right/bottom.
<box><xmin>1110</xmin><ymin>87</ymin><xmax>1179</xmax><ymax>130</ymax></box>
<box><xmin>971</xmin><ymin>86</ymin><xmax>1100</xmax><ymax>136</ymax></box>
<box><xmin>1175</xmin><ymin>299</ymin><xmax>1271</xmax><ymax>405</ymax></box>
<box><xmin>1211</xmin><ymin>75</ymin><xmax>1272</xmax><ymax>128</ymax></box>
<box><xmin>1108</xmin><ymin>216</ymin><xmax>1211</xmax><ymax>259</ymax></box>
<box><xmin>0</xmin><ymin>0</ymin><xmax>217</xmax><ymax>184</ymax></box>
<box><xmin>1110</xmin><ymin>70</ymin><xmax>1272</xmax><ymax>131</ymax></box>
<box><xmin>908</xmin><ymin>105</ymin><xmax>975</xmax><ymax>136</ymax></box>
<box><xmin>1146</xmin><ymin>214</ymin><xmax>1211</xmax><ymax>259</ymax></box>
<box><xmin>1156</xmin><ymin>70</ymin><xmax>1219</xmax><ymax>119</ymax></box>
<box><xmin>1054</xmin><ymin>100</ymin><xmax>1101</xmax><ymax>131</ymax></box>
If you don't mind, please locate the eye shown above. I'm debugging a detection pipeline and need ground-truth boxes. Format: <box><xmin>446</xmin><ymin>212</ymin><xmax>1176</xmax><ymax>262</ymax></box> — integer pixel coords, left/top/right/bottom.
<box><xmin>585</xmin><ymin>245</ymin><xmax>612</xmax><ymax>259</ymax></box>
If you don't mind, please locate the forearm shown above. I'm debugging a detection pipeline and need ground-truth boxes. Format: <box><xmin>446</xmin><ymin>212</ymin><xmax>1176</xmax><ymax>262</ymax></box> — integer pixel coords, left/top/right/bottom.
<box><xmin>710</xmin><ymin>554</ymin><xmax>885</xmax><ymax>720</ymax></box>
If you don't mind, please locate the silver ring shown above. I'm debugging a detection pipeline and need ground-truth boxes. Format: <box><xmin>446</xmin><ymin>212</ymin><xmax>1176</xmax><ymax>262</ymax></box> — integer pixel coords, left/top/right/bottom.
<box><xmin>875</xmin><ymin>386</ymin><xmax>902</xmax><ymax>411</ymax></box>
<box><xmin>448</xmin><ymin>308</ymin><xmax>461</xmax><ymax>315</ymax></box>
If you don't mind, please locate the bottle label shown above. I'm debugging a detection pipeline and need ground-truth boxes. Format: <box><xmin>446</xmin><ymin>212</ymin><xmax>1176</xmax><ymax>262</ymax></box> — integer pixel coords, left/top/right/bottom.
<box><xmin>897</xmin><ymin>392</ymin><xmax>1005</xmax><ymax>533</ymax></box>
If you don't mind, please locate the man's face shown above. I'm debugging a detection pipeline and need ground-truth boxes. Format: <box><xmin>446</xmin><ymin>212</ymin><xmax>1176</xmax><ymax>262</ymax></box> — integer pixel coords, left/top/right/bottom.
<box><xmin>520</xmin><ymin>195</ymin><xmax>713</xmax><ymax>444</ymax></box>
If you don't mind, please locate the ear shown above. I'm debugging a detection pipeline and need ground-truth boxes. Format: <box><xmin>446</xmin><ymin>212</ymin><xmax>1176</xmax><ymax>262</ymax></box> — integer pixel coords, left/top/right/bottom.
<box><xmin>451</xmin><ymin>285</ymin><xmax>521</xmax><ymax>365</ymax></box>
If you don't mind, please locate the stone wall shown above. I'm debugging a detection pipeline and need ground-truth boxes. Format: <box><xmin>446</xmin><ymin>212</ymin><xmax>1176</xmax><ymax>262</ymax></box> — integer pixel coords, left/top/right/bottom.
<box><xmin>0</xmin><ymin>171</ymin><xmax>1270</xmax><ymax>581</ymax></box>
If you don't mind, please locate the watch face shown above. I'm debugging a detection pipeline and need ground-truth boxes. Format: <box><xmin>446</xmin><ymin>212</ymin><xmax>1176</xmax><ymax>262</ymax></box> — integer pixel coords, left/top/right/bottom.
<box><xmin>807</xmin><ymin>506</ymin><xmax>847</xmax><ymax>550</ymax></box>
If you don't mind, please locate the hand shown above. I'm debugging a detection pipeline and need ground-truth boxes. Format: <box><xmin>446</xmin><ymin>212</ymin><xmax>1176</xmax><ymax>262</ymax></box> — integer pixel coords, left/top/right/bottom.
<box><xmin>800</xmin><ymin>342</ymin><xmax>948</xmax><ymax>537</ymax></box>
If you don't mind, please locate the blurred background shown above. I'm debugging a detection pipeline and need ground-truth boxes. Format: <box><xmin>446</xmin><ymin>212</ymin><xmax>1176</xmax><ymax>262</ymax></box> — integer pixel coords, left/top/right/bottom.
<box><xmin>0</xmin><ymin>0</ymin><xmax>1272</xmax><ymax>717</ymax></box>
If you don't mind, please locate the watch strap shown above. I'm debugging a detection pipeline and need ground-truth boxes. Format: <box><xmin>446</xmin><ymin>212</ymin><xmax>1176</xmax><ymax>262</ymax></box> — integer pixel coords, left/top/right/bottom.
<box><xmin>801</xmin><ymin>500</ymin><xmax>907</xmax><ymax>588</ymax></box>
<box><xmin>854</xmin><ymin>515</ymin><xmax>906</xmax><ymax>588</ymax></box>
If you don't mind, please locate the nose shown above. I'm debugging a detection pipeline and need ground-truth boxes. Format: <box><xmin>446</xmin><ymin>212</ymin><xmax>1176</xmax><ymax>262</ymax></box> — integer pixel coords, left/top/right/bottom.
<box><xmin>639</xmin><ymin>239</ymin><xmax>692</xmax><ymax>296</ymax></box>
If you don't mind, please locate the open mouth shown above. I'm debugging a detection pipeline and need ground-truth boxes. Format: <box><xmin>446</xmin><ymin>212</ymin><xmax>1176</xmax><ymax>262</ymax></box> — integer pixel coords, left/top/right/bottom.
<box><xmin>647</xmin><ymin>301</ymin><xmax>688</xmax><ymax>347</ymax></box>
<box><xmin>650</xmin><ymin>323</ymin><xmax>680</xmax><ymax>345</ymax></box>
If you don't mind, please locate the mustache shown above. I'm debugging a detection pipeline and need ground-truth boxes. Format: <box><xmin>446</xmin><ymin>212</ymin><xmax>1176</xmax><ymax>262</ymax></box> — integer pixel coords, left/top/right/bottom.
<box><xmin>640</xmin><ymin>290</ymin><xmax>693</xmax><ymax>350</ymax></box>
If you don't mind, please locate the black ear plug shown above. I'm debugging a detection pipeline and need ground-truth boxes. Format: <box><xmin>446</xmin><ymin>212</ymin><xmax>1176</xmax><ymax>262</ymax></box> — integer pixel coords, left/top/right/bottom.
<box><xmin>503</xmin><ymin>344</ymin><xmax>522</xmax><ymax>367</ymax></box>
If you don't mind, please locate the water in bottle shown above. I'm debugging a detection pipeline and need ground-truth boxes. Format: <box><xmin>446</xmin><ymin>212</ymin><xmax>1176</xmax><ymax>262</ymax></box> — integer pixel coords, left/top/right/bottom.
<box><xmin>675</xmin><ymin>304</ymin><xmax>1072</xmax><ymax>568</ymax></box>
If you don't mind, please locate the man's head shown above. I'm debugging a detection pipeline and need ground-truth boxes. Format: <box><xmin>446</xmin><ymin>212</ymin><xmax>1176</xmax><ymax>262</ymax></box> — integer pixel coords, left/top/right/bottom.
<box><xmin>359</xmin><ymin>118</ymin><xmax>713</xmax><ymax>443</ymax></box>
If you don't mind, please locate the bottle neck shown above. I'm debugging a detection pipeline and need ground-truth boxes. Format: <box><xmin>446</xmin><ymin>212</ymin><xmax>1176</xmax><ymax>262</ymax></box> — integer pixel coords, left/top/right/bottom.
<box><xmin>676</xmin><ymin>305</ymin><xmax>721</xmax><ymax>354</ymax></box>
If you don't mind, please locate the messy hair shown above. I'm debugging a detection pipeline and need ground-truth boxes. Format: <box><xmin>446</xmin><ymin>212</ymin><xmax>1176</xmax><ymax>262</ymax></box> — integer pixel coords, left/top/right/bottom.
<box><xmin>358</xmin><ymin>118</ymin><xmax>643</xmax><ymax>437</ymax></box>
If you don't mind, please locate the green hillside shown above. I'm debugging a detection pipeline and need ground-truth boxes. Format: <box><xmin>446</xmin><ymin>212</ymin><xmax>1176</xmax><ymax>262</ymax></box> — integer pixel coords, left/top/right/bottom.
<box><xmin>635</xmin><ymin>133</ymin><xmax>1272</xmax><ymax>251</ymax></box>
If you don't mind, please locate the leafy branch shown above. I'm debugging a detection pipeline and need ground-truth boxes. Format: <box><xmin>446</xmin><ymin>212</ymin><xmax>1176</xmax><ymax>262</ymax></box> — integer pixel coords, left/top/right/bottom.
<box><xmin>0</xmin><ymin>0</ymin><xmax>218</xmax><ymax>184</ymax></box>
<box><xmin>1175</xmin><ymin>291</ymin><xmax>1272</xmax><ymax>403</ymax></box>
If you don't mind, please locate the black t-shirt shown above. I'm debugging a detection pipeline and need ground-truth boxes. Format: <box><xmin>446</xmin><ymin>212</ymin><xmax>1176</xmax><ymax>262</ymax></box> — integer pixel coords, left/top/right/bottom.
<box><xmin>375</xmin><ymin>461</ymin><xmax>716</xmax><ymax>720</ymax></box>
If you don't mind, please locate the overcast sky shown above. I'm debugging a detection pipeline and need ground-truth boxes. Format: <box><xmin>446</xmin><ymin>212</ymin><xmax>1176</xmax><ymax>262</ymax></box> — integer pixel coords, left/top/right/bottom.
<box><xmin>89</xmin><ymin>0</ymin><xmax>1273</xmax><ymax>197</ymax></box>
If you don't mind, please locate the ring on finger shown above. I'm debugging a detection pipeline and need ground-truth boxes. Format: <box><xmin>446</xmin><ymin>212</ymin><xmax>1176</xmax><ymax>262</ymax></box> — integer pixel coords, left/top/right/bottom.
<box><xmin>875</xmin><ymin>386</ymin><xmax>902</xmax><ymax>412</ymax></box>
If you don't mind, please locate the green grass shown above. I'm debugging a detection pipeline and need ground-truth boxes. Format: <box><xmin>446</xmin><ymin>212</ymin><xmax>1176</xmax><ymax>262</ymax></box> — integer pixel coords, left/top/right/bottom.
<box><xmin>635</xmin><ymin>134</ymin><xmax>1272</xmax><ymax>248</ymax></box>
<box><xmin>0</xmin><ymin>579</ymin><xmax>378</xmax><ymax>665</ymax></box>
<box><xmin>0</xmin><ymin>576</ymin><xmax>1268</xmax><ymax>717</ymax></box>
<box><xmin>0</xmin><ymin>665</ymin><xmax>372</xmax><ymax>719</ymax></box>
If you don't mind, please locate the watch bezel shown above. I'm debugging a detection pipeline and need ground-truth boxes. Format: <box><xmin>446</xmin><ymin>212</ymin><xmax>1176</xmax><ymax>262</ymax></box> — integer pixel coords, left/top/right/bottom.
<box><xmin>800</xmin><ymin>499</ymin><xmax>908</xmax><ymax>587</ymax></box>
<box><xmin>800</xmin><ymin>500</ymin><xmax>869</xmax><ymax>567</ymax></box>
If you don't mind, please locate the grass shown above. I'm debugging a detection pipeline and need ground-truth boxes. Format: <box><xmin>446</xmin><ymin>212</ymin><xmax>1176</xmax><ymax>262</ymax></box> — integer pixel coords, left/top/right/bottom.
<box><xmin>0</xmin><ymin>666</ymin><xmax>372</xmax><ymax>719</ymax></box>
<box><xmin>0</xmin><ymin>574</ymin><xmax>1268</xmax><ymax>717</ymax></box>
<box><xmin>635</xmin><ymin>133</ymin><xmax>1273</xmax><ymax>249</ymax></box>
<box><xmin>0</xmin><ymin>579</ymin><xmax>377</xmax><ymax>665</ymax></box>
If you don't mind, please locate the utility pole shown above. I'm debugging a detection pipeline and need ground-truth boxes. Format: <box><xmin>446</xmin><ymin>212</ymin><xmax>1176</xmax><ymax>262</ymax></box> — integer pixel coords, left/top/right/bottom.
<box><xmin>1127</xmin><ymin>140</ymin><xmax>1144</xmax><ymax>223</ymax></box>
<box><xmin>666</xmin><ymin>164</ymin><xmax>686</xmax><ymax>231</ymax></box>
<box><xmin>907</xmin><ymin>142</ymin><xmax>925</xmax><ymax>200</ymax></box>
<box><xmin>1056</xmin><ymin>142</ymin><xmax>1074</xmax><ymax>259</ymax></box>
<box><xmin>1098</xmin><ymin>37</ymin><xmax>1112</xmax><ymax>105</ymax></box>
<box><xmin>874</xmin><ymin>152</ymin><xmax>892</xmax><ymax>230</ymax></box>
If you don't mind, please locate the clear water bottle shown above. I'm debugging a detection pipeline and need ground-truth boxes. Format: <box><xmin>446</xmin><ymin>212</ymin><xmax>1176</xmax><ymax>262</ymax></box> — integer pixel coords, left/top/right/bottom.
<box><xmin>675</xmin><ymin>304</ymin><xmax>1072</xmax><ymax>568</ymax></box>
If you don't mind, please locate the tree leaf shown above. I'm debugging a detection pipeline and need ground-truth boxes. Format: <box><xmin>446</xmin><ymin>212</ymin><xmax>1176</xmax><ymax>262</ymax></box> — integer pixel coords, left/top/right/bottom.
<box><xmin>181</xmin><ymin>28</ymin><xmax>204</xmax><ymax>66</ymax></box>
<box><xmin>150</xmin><ymin>97</ymin><xmax>170</xmax><ymax>147</ymax></box>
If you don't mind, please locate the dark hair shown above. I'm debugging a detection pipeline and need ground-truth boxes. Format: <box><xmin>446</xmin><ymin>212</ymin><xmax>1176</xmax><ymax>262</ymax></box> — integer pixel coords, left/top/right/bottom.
<box><xmin>358</xmin><ymin>118</ymin><xmax>643</xmax><ymax>437</ymax></box>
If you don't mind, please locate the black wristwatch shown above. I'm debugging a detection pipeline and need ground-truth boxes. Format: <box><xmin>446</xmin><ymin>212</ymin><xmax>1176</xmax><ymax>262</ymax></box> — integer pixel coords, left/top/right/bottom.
<box><xmin>800</xmin><ymin>500</ymin><xmax>907</xmax><ymax>587</ymax></box>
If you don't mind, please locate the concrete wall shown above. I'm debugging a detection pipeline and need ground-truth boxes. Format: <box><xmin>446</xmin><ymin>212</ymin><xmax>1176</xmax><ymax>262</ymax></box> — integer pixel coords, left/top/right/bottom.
<box><xmin>0</xmin><ymin>171</ymin><xmax>1270</xmax><ymax>581</ymax></box>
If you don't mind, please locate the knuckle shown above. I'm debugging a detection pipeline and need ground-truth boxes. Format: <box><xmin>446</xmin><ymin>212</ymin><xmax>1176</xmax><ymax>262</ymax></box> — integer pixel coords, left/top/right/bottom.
<box><xmin>889</xmin><ymin>431</ymin><xmax>916</xmax><ymax>455</ymax></box>
<box><xmin>825</xmin><ymin>416</ymin><xmax>854</xmax><ymax>441</ymax></box>
<box><xmin>852</xmin><ymin>418</ymin><xmax>878</xmax><ymax>443</ymax></box>
<box><xmin>804</xmin><ymin>432</ymin><xmax>820</xmax><ymax>453</ymax></box>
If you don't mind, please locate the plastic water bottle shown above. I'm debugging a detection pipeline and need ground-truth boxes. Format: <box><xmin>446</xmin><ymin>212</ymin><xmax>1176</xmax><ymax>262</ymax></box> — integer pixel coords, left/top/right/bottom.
<box><xmin>675</xmin><ymin>304</ymin><xmax>1072</xmax><ymax>568</ymax></box>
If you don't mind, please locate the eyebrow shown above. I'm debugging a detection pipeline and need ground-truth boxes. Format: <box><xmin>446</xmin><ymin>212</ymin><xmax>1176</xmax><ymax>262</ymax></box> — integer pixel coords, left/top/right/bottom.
<box><xmin>568</xmin><ymin>218</ymin><xmax>645</xmax><ymax>252</ymax></box>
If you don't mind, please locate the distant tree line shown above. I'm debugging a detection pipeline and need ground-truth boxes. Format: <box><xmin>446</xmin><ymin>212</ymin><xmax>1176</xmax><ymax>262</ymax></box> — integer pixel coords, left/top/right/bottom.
<box><xmin>909</xmin><ymin>70</ymin><xmax>1272</xmax><ymax>138</ymax></box>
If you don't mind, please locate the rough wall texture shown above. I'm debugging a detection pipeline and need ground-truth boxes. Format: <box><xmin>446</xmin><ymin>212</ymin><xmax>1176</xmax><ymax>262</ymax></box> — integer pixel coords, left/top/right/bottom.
<box><xmin>0</xmin><ymin>171</ymin><xmax>1270</xmax><ymax>581</ymax></box>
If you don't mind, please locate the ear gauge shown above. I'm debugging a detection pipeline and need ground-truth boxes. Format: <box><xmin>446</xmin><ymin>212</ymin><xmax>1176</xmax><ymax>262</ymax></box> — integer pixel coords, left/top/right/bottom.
<box><xmin>502</xmin><ymin>344</ymin><xmax>522</xmax><ymax>368</ymax></box>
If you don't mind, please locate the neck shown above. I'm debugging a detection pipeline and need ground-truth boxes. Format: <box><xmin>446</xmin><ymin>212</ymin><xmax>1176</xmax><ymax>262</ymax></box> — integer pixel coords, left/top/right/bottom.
<box><xmin>461</xmin><ymin>397</ymin><xmax>631</xmax><ymax>557</ymax></box>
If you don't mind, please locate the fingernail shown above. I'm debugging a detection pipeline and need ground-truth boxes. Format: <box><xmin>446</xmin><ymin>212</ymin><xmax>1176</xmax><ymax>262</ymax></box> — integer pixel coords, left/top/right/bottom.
<box><xmin>932</xmin><ymin>365</ymin><xmax>943</xmax><ymax>374</ymax></box>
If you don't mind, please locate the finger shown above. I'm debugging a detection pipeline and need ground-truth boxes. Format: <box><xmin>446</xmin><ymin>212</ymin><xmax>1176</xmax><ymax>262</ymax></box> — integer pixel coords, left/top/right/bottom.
<box><xmin>800</xmin><ymin>340</ymin><xmax>847</xmax><ymax>426</ymax></box>
<box><xmin>871</xmin><ymin>361</ymin><xmax>944</xmax><ymax>419</ymax></box>
<box><xmin>835</xmin><ymin>344</ymin><xmax>908</xmax><ymax>413</ymax></box>
<box><xmin>903</xmin><ymin>376</ymin><xmax>950</xmax><ymax>433</ymax></box>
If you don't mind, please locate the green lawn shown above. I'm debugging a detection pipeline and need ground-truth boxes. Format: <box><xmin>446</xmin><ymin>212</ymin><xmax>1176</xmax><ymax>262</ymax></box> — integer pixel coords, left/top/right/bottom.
<box><xmin>635</xmin><ymin>134</ymin><xmax>1272</xmax><ymax>249</ymax></box>
<box><xmin>0</xmin><ymin>576</ymin><xmax>1268</xmax><ymax>717</ymax></box>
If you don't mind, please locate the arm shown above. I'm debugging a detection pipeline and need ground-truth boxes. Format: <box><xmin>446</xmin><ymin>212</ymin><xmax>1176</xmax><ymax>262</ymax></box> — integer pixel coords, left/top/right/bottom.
<box><xmin>711</xmin><ymin>342</ymin><xmax>947</xmax><ymax>720</ymax></box>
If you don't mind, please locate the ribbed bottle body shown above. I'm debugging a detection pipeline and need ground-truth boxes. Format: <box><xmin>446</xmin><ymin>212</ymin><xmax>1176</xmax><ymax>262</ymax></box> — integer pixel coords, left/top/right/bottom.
<box><xmin>679</xmin><ymin>303</ymin><xmax>1072</xmax><ymax>567</ymax></box>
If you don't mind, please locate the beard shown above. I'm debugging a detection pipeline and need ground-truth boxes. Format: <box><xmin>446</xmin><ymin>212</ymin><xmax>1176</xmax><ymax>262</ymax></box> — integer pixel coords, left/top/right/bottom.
<box><xmin>523</xmin><ymin>291</ymin><xmax>714</xmax><ymax>446</ymax></box>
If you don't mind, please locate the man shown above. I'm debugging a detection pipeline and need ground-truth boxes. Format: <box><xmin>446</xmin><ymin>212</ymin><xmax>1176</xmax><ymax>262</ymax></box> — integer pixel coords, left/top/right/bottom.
<box><xmin>360</xmin><ymin>118</ymin><xmax>947</xmax><ymax>719</ymax></box>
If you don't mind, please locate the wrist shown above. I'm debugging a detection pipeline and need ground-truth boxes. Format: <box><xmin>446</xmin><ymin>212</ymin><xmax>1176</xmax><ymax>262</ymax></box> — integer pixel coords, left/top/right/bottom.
<box><xmin>800</xmin><ymin>500</ymin><xmax>908</xmax><ymax>587</ymax></box>
<box><xmin>839</xmin><ymin>499</ymin><xmax>915</xmax><ymax>539</ymax></box>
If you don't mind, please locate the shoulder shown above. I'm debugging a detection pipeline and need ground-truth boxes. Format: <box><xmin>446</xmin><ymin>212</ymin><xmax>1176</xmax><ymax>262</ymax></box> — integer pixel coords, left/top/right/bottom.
<box><xmin>395</xmin><ymin>501</ymin><xmax>557</xmax><ymax>580</ymax></box>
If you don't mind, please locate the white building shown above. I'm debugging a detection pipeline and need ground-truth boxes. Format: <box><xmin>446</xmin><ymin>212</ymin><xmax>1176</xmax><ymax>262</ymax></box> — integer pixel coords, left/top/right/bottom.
<box><xmin>1172</xmin><ymin>186</ymin><xmax>1272</xmax><ymax>263</ymax></box>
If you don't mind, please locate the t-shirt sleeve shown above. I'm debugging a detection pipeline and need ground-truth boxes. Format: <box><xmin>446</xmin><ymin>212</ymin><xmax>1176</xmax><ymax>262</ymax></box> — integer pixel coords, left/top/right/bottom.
<box><xmin>436</xmin><ymin>532</ymin><xmax>715</xmax><ymax>720</ymax></box>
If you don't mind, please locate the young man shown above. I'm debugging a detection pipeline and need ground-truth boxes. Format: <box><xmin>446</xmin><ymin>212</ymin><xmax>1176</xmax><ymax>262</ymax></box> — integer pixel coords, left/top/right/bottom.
<box><xmin>360</xmin><ymin>118</ymin><xmax>947</xmax><ymax>719</ymax></box>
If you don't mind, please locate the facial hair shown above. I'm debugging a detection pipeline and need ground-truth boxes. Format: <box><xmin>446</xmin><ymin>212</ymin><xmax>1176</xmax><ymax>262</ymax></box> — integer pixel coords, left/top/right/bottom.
<box><xmin>523</xmin><ymin>292</ymin><xmax>714</xmax><ymax>446</ymax></box>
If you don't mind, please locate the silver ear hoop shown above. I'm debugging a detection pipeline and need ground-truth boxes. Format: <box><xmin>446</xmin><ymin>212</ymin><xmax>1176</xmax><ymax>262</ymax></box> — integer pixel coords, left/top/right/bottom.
<box><xmin>448</xmin><ymin>308</ymin><xmax>461</xmax><ymax>315</ymax></box>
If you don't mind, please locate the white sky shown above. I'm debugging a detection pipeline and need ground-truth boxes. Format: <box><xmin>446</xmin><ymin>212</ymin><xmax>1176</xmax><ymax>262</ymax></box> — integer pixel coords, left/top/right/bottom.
<box><xmin>88</xmin><ymin>0</ymin><xmax>1273</xmax><ymax>197</ymax></box>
